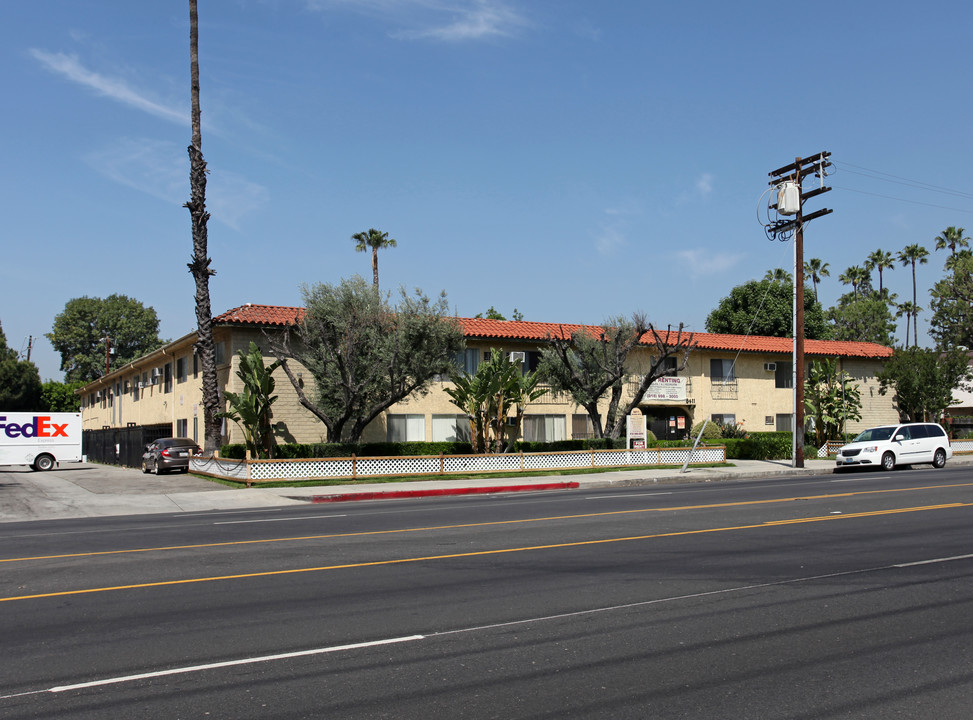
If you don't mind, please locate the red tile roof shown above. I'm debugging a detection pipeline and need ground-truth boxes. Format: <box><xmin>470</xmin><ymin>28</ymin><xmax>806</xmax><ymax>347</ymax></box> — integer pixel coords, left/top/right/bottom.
<box><xmin>213</xmin><ymin>305</ymin><xmax>893</xmax><ymax>360</ymax></box>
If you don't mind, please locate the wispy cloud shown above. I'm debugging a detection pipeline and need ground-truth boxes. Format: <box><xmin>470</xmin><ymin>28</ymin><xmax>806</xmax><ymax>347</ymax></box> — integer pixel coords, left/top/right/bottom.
<box><xmin>594</xmin><ymin>225</ymin><xmax>626</xmax><ymax>256</ymax></box>
<box><xmin>307</xmin><ymin>0</ymin><xmax>528</xmax><ymax>41</ymax></box>
<box><xmin>696</xmin><ymin>172</ymin><xmax>714</xmax><ymax>197</ymax></box>
<box><xmin>84</xmin><ymin>139</ymin><xmax>268</xmax><ymax>231</ymax></box>
<box><xmin>676</xmin><ymin>248</ymin><xmax>743</xmax><ymax>276</ymax></box>
<box><xmin>29</xmin><ymin>49</ymin><xmax>186</xmax><ymax>126</ymax></box>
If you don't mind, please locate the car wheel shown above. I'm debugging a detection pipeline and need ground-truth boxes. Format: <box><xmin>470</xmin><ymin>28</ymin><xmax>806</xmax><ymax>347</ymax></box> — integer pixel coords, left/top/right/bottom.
<box><xmin>153</xmin><ymin>461</ymin><xmax>162</xmax><ymax>475</ymax></box>
<box><xmin>881</xmin><ymin>452</ymin><xmax>896</xmax><ymax>471</ymax></box>
<box><xmin>34</xmin><ymin>454</ymin><xmax>55</xmax><ymax>471</ymax></box>
<box><xmin>141</xmin><ymin>460</ymin><xmax>150</xmax><ymax>474</ymax></box>
<box><xmin>933</xmin><ymin>448</ymin><xmax>947</xmax><ymax>469</ymax></box>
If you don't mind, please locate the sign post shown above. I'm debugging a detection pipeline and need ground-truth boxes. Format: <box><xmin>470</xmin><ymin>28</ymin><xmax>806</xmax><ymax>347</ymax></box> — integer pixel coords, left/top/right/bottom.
<box><xmin>627</xmin><ymin>408</ymin><xmax>646</xmax><ymax>449</ymax></box>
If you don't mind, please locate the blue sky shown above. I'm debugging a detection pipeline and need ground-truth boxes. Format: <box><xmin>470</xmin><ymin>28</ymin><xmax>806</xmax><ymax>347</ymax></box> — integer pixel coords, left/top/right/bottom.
<box><xmin>4</xmin><ymin>1</ymin><xmax>973</xmax><ymax>381</ymax></box>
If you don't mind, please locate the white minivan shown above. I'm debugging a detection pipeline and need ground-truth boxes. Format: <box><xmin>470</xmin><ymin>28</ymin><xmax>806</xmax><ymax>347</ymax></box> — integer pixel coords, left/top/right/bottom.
<box><xmin>836</xmin><ymin>422</ymin><xmax>952</xmax><ymax>470</ymax></box>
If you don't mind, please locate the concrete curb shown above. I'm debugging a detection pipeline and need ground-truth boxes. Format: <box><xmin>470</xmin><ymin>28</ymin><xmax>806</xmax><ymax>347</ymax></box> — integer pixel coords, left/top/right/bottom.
<box><xmin>303</xmin><ymin>481</ymin><xmax>581</xmax><ymax>503</ymax></box>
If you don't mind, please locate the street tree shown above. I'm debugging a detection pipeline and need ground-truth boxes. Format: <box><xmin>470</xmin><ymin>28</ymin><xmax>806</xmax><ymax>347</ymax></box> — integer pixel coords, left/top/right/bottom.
<box><xmin>218</xmin><ymin>342</ymin><xmax>282</xmax><ymax>459</ymax></box>
<box><xmin>827</xmin><ymin>291</ymin><xmax>897</xmax><ymax>346</ymax></box>
<box><xmin>896</xmin><ymin>301</ymin><xmax>920</xmax><ymax>348</ymax></box>
<box><xmin>864</xmin><ymin>249</ymin><xmax>895</xmax><ymax>296</ymax></box>
<box><xmin>897</xmin><ymin>243</ymin><xmax>930</xmax><ymax>348</ymax></box>
<box><xmin>804</xmin><ymin>359</ymin><xmax>862</xmax><ymax>447</ymax></box>
<box><xmin>270</xmin><ymin>276</ymin><xmax>464</xmax><ymax>443</ymax></box>
<box><xmin>803</xmin><ymin>258</ymin><xmax>830</xmax><ymax>299</ymax></box>
<box><xmin>0</xmin><ymin>321</ymin><xmax>43</xmax><ymax>411</ymax></box>
<box><xmin>352</xmin><ymin>228</ymin><xmax>397</xmax><ymax>290</ymax></box>
<box><xmin>705</xmin><ymin>278</ymin><xmax>830</xmax><ymax>339</ymax></box>
<box><xmin>537</xmin><ymin>314</ymin><xmax>694</xmax><ymax>440</ymax></box>
<box><xmin>185</xmin><ymin>0</ymin><xmax>222</xmax><ymax>454</ymax></box>
<box><xmin>929</xmin><ymin>251</ymin><xmax>973</xmax><ymax>350</ymax></box>
<box><xmin>46</xmin><ymin>295</ymin><xmax>165</xmax><ymax>383</ymax></box>
<box><xmin>40</xmin><ymin>380</ymin><xmax>86</xmax><ymax>412</ymax></box>
<box><xmin>934</xmin><ymin>226</ymin><xmax>970</xmax><ymax>258</ymax></box>
<box><xmin>877</xmin><ymin>347</ymin><xmax>972</xmax><ymax>422</ymax></box>
<box><xmin>764</xmin><ymin>268</ymin><xmax>792</xmax><ymax>284</ymax></box>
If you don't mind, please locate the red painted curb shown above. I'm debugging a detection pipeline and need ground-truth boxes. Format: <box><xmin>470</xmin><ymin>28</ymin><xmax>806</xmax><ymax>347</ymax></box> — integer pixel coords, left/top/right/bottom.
<box><xmin>308</xmin><ymin>481</ymin><xmax>580</xmax><ymax>503</ymax></box>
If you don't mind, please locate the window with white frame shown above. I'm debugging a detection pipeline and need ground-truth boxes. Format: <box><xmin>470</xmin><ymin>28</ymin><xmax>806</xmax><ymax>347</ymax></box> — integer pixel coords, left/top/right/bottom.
<box><xmin>176</xmin><ymin>418</ymin><xmax>188</xmax><ymax>437</ymax></box>
<box><xmin>711</xmin><ymin>413</ymin><xmax>736</xmax><ymax>425</ymax></box>
<box><xmin>572</xmin><ymin>414</ymin><xmax>597</xmax><ymax>439</ymax></box>
<box><xmin>176</xmin><ymin>356</ymin><xmax>187</xmax><ymax>383</ymax></box>
<box><xmin>776</xmin><ymin>414</ymin><xmax>793</xmax><ymax>432</ymax></box>
<box><xmin>387</xmin><ymin>414</ymin><xmax>425</xmax><ymax>442</ymax></box>
<box><xmin>432</xmin><ymin>414</ymin><xmax>471</xmax><ymax>442</ymax></box>
<box><xmin>522</xmin><ymin>414</ymin><xmax>566</xmax><ymax>443</ymax></box>
<box><xmin>455</xmin><ymin>348</ymin><xmax>479</xmax><ymax>375</ymax></box>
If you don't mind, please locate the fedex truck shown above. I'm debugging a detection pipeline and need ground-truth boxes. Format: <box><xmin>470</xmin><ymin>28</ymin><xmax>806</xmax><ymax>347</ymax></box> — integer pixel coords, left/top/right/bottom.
<box><xmin>0</xmin><ymin>412</ymin><xmax>83</xmax><ymax>471</ymax></box>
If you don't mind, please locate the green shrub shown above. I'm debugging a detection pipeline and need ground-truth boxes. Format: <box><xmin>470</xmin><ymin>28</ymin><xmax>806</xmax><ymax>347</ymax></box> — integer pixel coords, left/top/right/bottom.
<box><xmin>747</xmin><ymin>432</ymin><xmax>792</xmax><ymax>460</ymax></box>
<box><xmin>690</xmin><ymin>421</ymin><xmax>722</xmax><ymax>440</ymax></box>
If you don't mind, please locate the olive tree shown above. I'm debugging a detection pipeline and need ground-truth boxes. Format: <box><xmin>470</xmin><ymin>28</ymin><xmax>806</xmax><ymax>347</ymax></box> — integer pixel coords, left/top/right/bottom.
<box><xmin>270</xmin><ymin>276</ymin><xmax>464</xmax><ymax>443</ymax></box>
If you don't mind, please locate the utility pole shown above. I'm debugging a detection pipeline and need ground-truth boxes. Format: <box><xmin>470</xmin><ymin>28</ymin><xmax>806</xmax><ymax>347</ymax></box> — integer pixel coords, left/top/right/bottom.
<box><xmin>768</xmin><ymin>152</ymin><xmax>832</xmax><ymax>468</ymax></box>
<box><xmin>104</xmin><ymin>333</ymin><xmax>112</xmax><ymax>376</ymax></box>
<box><xmin>25</xmin><ymin>335</ymin><xmax>33</xmax><ymax>363</ymax></box>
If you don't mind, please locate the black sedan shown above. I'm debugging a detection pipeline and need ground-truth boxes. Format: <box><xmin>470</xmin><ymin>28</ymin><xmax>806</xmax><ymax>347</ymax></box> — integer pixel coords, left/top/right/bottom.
<box><xmin>141</xmin><ymin>437</ymin><xmax>201</xmax><ymax>474</ymax></box>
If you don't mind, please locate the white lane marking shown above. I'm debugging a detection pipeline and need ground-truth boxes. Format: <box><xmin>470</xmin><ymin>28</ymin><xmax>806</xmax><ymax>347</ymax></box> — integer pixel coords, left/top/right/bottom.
<box><xmin>214</xmin><ymin>514</ymin><xmax>347</xmax><ymax>525</ymax></box>
<box><xmin>174</xmin><ymin>508</ymin><xmax>284</xmax><ymax>518</ymax></box>
<box><xmin>6</xmin><ymin>552</ymin><xmax>972</xmax><ymax>700</ymax></box>
<box><xmin>0</xmin><ymin>636</ymin><xmax>425</xmax><ymax>699</ymax></box>
<box><xmin>895</xmin><ymin>553</ymin><xmax>973</xmax><ymax>568</ymax></box>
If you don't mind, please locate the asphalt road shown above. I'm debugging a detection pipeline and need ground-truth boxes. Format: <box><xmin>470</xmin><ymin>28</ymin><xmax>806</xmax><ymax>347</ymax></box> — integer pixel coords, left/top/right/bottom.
<box><xmin>2</xmin><ymin>465</ymin><xmax>972</xmax><ymax>718</ymax></box>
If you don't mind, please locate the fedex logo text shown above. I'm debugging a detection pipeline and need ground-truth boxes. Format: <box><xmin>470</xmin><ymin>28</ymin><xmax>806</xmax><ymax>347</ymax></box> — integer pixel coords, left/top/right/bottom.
<box><xmin>0</xmin><ymin>416</ymin><xmax>70</xmax><ymax>439</ymax></box>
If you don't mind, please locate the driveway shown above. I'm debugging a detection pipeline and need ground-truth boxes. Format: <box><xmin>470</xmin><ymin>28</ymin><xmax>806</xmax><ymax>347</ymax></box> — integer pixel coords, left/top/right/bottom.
<box><xmin>0</xmin><ymin>462</ymin><xmax>302</xmax><ymax>522</ymax></box>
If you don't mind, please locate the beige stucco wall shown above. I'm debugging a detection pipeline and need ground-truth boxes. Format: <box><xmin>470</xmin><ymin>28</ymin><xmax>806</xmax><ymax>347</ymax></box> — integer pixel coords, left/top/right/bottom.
<box><xmin>81</xmin><ymin>328</ymin><xmax>897</xmax><ymax>446</ymax></box>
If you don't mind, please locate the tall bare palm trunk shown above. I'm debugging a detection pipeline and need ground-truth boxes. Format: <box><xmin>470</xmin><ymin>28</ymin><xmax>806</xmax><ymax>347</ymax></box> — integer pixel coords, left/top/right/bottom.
<box><xmin>186</xmin><ymin>0</ymin><xmax>221</xmax><ymax>453</ymax></box>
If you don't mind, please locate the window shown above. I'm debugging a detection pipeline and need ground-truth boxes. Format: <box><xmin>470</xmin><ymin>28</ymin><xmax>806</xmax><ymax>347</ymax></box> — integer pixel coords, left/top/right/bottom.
<box><xmin>215</xmin><ymin>342</ymin><xmax>226</xmax><ymax>365</ymax></box>
<box><xmin>432</xmin><ymin>415</ymin><xmax>471</xmax><ymax>442</ymax></box>
<box><xmin>776</xmin><ymin>414</ymin><xmax>793</xmax><ymax>432</ymax></box>
<box><xmin>711</xmin><ymin>413</ymin><xmax>736</xmax><ymax>425</ymax></box>
<box><xmin>164</xmin><ymin>363</ymin><xmax>173</xmax><ymax>393</ymax></box>
<box><xmin>454</xmin><ymin>348</ymin><xmax>479</xmax><ymax>375</ymax></box>
<box><xmin>710</xmin><ymin>359</ymin><xmax>736</xmax><ymax>381</ymax></box>
<box><xmin>193</xmin><ymin>352</ymin><xmax>199</xmax><ymax>379</ymax></box>
<box><xmin>522</xmin><ymin>415</ymin><xmax>566</xmax><ymax>443</ymax></box>
<box><xmin>132</xmin><ymin>376</ymin><xmax>139</xmax><ymax>402</ymax></box>
<box><xmin>572</xmin><ymin>414</ymin><xmax>597</xmax><ymax>440</ymax></box>
<box><xmin>176</xmin><ymin>357</ymin><xmax>187</xmax><ymax>384</ymax></box>
<box><xmin>525</xmin><ymin>351</ymin><xmax>543</xmax><ymax>373</ymax></box>
<box><xmin>387</xmin><ymin>414</ymin><xmax>425</xmax><ymax>442</ymax></box>
<box><xmin>660</xmin><ymin>356</ymin><xmax>678</xmax><ymax>376</ymax></box>
<box><xmin>775</xmin><ymin>361</ymin><xmax>793</xmax><ymax>389</ymax></box>
<box><xmin>176</xmin><ymin>418</ymin><xmax>188</xmax><ymax>437</ymax></box>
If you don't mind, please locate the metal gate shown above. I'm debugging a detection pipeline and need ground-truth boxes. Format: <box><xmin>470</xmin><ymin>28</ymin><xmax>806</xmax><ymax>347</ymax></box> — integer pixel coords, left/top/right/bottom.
<box><xmin>82</xmin><ymin>424</ymin><xmax>173</xmax><ymax>468</ymax></box>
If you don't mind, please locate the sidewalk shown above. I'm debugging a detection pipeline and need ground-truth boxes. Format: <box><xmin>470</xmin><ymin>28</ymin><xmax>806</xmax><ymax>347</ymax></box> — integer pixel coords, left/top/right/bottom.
<box><xmin>3</xmin><ymin>455</ymin><xmax>970</xmax><ymax>522</ymax></box>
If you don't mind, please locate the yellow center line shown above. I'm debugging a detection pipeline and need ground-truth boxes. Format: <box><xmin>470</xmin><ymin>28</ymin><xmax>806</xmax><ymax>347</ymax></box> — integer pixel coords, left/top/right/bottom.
<box><xmin>2</xmin><ymin>502</ymin><xmax>971</xmax><ymax>604</ymax></box>
<box><xmin>4</xmin><ymin>482</ymin><xmax>973</xmax><ymax>564</ymax></box>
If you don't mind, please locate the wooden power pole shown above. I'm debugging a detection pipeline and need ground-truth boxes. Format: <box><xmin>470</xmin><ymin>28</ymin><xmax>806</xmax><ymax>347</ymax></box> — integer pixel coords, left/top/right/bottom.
<box><xmin>768</xmin><ymin>152</ymin><xmax>832</xmax><ymax>468</ymax></box>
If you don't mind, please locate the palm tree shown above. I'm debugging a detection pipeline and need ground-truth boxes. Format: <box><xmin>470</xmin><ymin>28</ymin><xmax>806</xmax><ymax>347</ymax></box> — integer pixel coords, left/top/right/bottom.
<box><xmin>897</xmin><ymin>244</ymin><xmax>930</xmax><ymax>348</ymax></box>
<box><xmin>896</xmin><ymin>301</ymin><xmax>916</xmax><ymax>348</ymax></box>
<box><xmin>803</xmin><ymin>258</ymin><xmax>830</xmax><ymax>299</ymax></box>
<box><xmin>352</xmin><ymin>228</ymin><xmax>397</xmax><ymax>289</ymax></box>
<box><xmin>838</xmin><ymin>265</ymin><xmax>868</xmax><ymax>300</ymax></box>
<box><xmin>864</xmin><ymin>249</ymin><xmax>895</xmax><ymax>296</ymax></box>
<box><xmin>764</xmin><ymin>268</ymin><xmax>791</xmax><ymax>284</ymax></box>
<box><xmin>934</xmin><ymin>226</ymin><xmax>970</xmax><ymax>257</ymax></box>
<box><xmin>186</xmin><ymin>0</ymin><xmax>221</xmax><ymax>453</ymax></box>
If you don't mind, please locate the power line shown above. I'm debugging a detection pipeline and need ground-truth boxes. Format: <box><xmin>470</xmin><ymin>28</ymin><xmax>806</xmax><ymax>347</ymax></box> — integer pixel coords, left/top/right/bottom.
<box><xmin>831</xmin><ymin>185</ymin><xmax>973</xmax><ymax>216</ymax></box>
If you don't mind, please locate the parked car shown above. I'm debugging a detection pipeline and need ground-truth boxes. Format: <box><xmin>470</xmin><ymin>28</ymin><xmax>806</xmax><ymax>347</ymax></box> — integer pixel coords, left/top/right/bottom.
<box><xmin>836</xmin><ymin>423</ymin><xmax>952</xmax><ymax>471</ymax></box>
<box><xmin>142</xmin><ymin>437</ymin><xmax>201</xmax><ymax>474</ymax></box>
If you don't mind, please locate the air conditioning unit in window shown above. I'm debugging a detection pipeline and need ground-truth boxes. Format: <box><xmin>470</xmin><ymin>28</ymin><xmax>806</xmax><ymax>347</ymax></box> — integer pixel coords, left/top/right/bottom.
<box><xmin>509</xmin><ymin>352</ymin><xmax>526</xmax><ymax>363</ymax></box>
<box><xmin>95</xmin><ymin>391</ymin><xmax>102</xmax><ymax>400</ymax></box>
<box><xmin>764</xmin><ymin>362</ymin><xmax>777</xmax><ymax>372</ymax></box>
<box><xmin>137</xmin><ymin>381</ymin><xmax>146</xmax><ymax>389</ymax></box>
<box><xmin>152</xmin><ymin>367</ymin><xmax>162</xmax><ymax>378</ymax></box>
<box><xmin>151</xmin><ymin>376</ymin><xmax>160</xmax><ymax>386</ymax></box>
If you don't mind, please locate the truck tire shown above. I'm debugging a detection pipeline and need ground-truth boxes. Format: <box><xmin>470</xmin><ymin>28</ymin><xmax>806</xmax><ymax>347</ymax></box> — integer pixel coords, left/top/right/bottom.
<box><xmin>33</xmin><ymin>454</ymin><xmax>55</xmax><ymax>471</ymax></box>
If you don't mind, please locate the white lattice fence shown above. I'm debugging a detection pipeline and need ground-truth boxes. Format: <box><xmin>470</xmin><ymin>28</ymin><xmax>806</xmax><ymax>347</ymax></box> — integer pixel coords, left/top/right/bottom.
<box><xmin>194</xmin><ymin>445</ymin><xmax>728</xmax><ymax>483</ymax></box>
<box><xmin>951</xmin><ymin>439</ymin><xmax>973</xmax><ymax>454</ymax></box>
<box><xmin>190</xmin><ymin>456</ymin><xmax>247</xmax><ymax>480</ymax></box>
